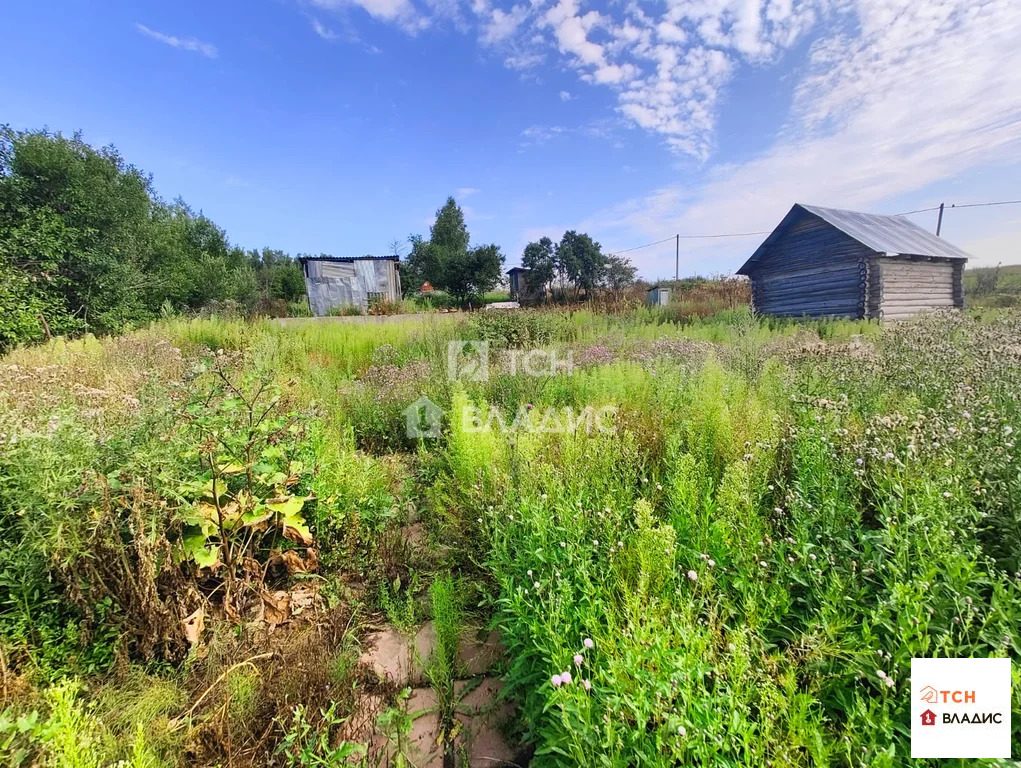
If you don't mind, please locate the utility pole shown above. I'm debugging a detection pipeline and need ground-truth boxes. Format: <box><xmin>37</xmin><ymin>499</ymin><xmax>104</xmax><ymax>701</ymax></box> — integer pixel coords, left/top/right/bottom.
<box><xmin>936</xmin><ymin>202</ymin><xmax>945</xmax><ymax>237</ymax></box>
<box><xmin>675</xmin><ymin>234</ymin><xmax>679</xmax><ymax>282</ymax></box>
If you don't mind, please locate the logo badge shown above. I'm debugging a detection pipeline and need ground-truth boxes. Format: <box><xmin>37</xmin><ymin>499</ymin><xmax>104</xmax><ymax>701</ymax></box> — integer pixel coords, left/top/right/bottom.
<box><xmin>911</xmin><ymin>658</ymin><xmax>1011</xmax><ymax>758</ymax></box>
<box><xmin>403</xmin><ymin>396</ymin><xmax>444</xmax><ymax>439</ymax></box>
<box><xmin>447</xmin><ymin>340</ymin><xmax>489</xmax><ymax>382</ymax></box>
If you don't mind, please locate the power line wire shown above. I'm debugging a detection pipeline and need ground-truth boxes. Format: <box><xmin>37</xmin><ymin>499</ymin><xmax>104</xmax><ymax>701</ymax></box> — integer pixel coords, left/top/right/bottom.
<box><xmin>608</xmin><ymin>230</ymin><xmax>769</xmax><ymax>257</ymax></box>
<box><xmin>895</xmin><ymin>199</ymin><xmax>1021</xmax><ymax>216</ymax></box>
<box><xmin>606</xmin><ymin>198</ymin><xmax>1021</xmax><ymax>257</ymax></box>
<box><xmin>609</xmin><ymin>236</ymin><xmax>675</xmax><ymax>255</ymax></box>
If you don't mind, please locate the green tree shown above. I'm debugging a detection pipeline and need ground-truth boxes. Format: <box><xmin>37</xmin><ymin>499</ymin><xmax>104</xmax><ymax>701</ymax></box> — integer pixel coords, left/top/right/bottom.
<box><xmin>249</xmin><ymin>248</ymin><xmax>306</xmax><ymax>303</ymax></box>
<box><xmin>0</xmin><ymin>126</ymin><xmax>153</xmax><ymax>336</ymax></box>
<box><xmin>603</xmin><ymin>254</ymin><xmax>637</xmax><ymax>293</ymax></box>
<box><xmin>0</xmin><ymin>125</ymin><xmax>273</xmax><ymax>349</ymax></box>
<box><xmin>556</xmin><ymin>230</ymin><xmax>606</xmax><ymax>297</ymax></box>
<box><xmin>521</xmin><ymin>236</ymin><xmax>556</xmax><ymax>298</ymax></box>
<box><xmin>441</xmin><ymin>243</ymin><xmax>504</xmax><ymax>305</ymax></box>
<box><xmin>409</xmin><ymin>197</ymin><xmax>504</xmax><ymax>305</ymax></box>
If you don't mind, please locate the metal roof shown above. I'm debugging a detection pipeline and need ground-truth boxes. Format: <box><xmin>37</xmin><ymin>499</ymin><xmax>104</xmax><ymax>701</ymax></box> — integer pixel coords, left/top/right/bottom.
<box><xmin>297</xmin><ymin>255</ymin><xmax>399</xmax><ymax>265</ymax></box>
<box><xmin>738</xmin><ymin>203</ymin><xmax>971</xmax><ymax>274</ymax></box>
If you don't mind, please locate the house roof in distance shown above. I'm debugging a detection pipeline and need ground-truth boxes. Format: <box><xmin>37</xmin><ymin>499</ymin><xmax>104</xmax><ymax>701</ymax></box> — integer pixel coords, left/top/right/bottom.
<box><xmin>297</xmin><ymin>255</ymin><xmax>400</xmax><ymax>265</ymax></box>
<box><xmin>737</xmin><ymin>203</ymin><xmax>971</xmax><ymax>275</ymax></box>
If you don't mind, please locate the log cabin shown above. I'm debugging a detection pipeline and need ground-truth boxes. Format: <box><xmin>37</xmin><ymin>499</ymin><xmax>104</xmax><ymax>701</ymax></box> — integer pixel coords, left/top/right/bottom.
<box><xmin>737</xmin><ymin>204</ymin><xmax>970</xmax><ymax>319</ymax></box>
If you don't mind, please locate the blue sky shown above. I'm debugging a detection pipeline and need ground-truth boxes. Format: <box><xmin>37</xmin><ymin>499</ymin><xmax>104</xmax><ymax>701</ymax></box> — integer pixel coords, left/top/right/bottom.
<box><xmin>4</xmin><ymin>0</ymin><xmax>1020</xmax><ymax>277</ymax></box>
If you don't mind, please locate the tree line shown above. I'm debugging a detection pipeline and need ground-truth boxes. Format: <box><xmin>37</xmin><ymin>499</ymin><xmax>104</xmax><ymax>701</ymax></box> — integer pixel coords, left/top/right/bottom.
<box><xmin>0</xmin><ymin>126</ymin><xmax>309</xmax><ymax>351</ymax></box>
<box><xmin>520</xmin><ymin>232</ymin><xmax>636</xmax><ymax>299</ymax></box>
<box><xmin>0</xmin><ymin>126</ymin><xmax>641</xmax><ymax>352</ymax></box>
<box><xmin>400</xmin><ymin>197</ymin><xmax>637</xmax><ymax>305</ymax></box>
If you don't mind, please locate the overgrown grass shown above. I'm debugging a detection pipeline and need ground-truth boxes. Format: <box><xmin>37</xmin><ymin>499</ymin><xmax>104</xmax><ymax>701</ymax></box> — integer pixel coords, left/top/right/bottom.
<box><xmin>1</xmin><ymin>307</ymin><xmax>1019</xmax><ymax>766</ymax></box>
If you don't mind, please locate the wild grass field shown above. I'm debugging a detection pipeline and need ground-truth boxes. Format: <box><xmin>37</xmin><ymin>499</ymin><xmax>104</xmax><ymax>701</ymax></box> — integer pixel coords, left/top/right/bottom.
<box><xmin>0</xmin><ymin>306</ymin><xmax>1019</xmax><ymax>767</ymax></box>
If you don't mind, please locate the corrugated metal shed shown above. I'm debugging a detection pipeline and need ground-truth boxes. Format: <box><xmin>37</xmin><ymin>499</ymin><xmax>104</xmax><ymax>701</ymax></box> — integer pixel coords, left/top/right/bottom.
<box><xmin>739</xmin><ymin>204</ymin><xmax>971</xmax><ymax>275</ymax></box>
<box><xmin>299</xmin><ymin>256</ymin><xmax>401</xmax><ymax>316</ymax></box>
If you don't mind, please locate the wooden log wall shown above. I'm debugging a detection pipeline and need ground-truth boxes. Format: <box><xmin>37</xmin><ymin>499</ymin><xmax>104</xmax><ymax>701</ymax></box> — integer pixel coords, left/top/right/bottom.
<box><xmin>873</xmin><ymin>257</ymin><xmax>959</xmax><ymax>320</ymax></box>
<box><xmin>749</xmin><ymin>215</ymin><xmax>871</xmax><ymax>318</ymax></box>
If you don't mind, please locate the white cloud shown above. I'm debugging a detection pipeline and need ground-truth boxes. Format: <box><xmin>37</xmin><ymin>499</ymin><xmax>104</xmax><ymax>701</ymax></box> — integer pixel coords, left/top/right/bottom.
<box><xmin>481</xmin><ymin>5</ymin><xmax>528</xmax><ymax>44</ymax></box>
<box><xmin>456</xmin><ymin>186</ymin><xmax>481</xmax><ymax>198</ymax></box>
<box><xmin>504</xmin><ymin>50</ymin><xmax>545</xmax><ymax>70</ymax></box>
<box><xmin>135</xmin><ymin>23</ymin><xmax>218</xmax><ymax>58</ymax></box>
<box><xmin>310</xmin><ymin>18</ymin><xmax>339</xmax><ymax>39</ymax></box>
<box><xmin>310</xmin><ymin>0</ymin><xmax>428</xmax><ymax>33</ymax></box>
<box><xmin>519</xmin><ymin>124</ymin><xmax>569</xmax><ymax>146</ymax></box>
<box><xmin>589</xmin><ymin>0</ymin><xmax>1021</xmax><ymax>274</ymax></box>
<box><xmin>296</xmin><ymin>0</ymin><xmax>1021</xmax><ymax>272</ymax></box>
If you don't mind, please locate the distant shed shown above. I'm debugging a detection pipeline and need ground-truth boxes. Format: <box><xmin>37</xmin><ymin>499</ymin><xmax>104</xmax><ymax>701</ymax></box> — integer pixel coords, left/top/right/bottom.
<box><xmin>737</xmin><ymin>204</ymin><xmax>970</xmax><ymax>320</ymax></box>
<box><xmin>646</xmin><ymin>285</ymin><xmax>671</xmax><ymax>306</ymax></box>
<box><xmin>299</xmin><ymin>256</ymin><xmax>401</xmax><ymax>316</ymax></box>
<box><xmin>506</xmin><ymin>267</ymin><xmax>531</xmax><ymax>300</ymax></box>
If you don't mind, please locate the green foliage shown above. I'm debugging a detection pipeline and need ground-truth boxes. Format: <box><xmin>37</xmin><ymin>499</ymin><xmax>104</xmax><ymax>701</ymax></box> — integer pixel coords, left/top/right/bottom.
<box><xmin>378</xmin><ymin>574</ymin><xmax>421</xmax><ymax>632</ymax></box>
<box><xmin>177</xmin><ymin>354</ymin><xmax>315</xmax><ymax>578</ymax></box>
<box><xmin>466</xmin><ymin>309</ymin><xmax>567</xmax><ymax>347</ymax></box>
<box><xmin>275</xmin><ymin>702</ymin><xmax>366</xmax><ymax>767</ymax></box>
<box><xmin>556</xmin><ymin>230</ymin><xmax>606</xmax><ymax>296</ymax></box>
<box><xmin>521</xmin><ymin>237</ymin><xmax>556</xmax><ymax>295</ymax></box>
<box><xmin>3</xmin><ymin>303</ymin><xmax>1021</xmax><ymax>767</ymax></box>
<box><xmin>404</xmin><ymin>197</ymin><xmax>504</xmax><ymax>305</ymax></box>
<box><xmin>0</xmin><ymin>126</ymin><xmax>314</xmax><ymax>352</ymax></box>
<box><xmin>427</xmin><ymin>574</ymin><xmax>462</xmax><ymax>707</ymax></box>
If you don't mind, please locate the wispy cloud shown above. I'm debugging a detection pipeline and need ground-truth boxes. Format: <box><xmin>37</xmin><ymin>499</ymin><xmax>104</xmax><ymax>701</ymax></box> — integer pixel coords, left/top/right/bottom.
<box><xmin>310</xmin><ymin>0</ymin><xmax>429</xmax><ymax>34</ymax></box>
<box><xmin>519</xmin><ymin>124</ymin><xmax>569</xmax><ymax>147</ymax></box>
<box><xmin>296</xmin><ymin>0</ymin><xmax>1021</xmax><ymax>271</ymax></box>
<box><xmin>456</xmin><ymin>187</ymin><xmax>481</xmax><ymax>199</ymax></box>
<box><xmin>587</xmin><ymin>0</ymin><xmax>1021</xmax><ymax>274</ymax></box>
<box><xmin>135</xmin><ymin>23</ymin><xmax>218</xmax><ymax>58</ymax></box>
<box><xmin>310</xmin><ymin>17</ymin><xmax>338</xmax><ymax>40</ymax></box>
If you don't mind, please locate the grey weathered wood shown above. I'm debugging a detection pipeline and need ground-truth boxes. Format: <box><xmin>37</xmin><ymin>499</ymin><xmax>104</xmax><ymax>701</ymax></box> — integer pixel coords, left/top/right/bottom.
<box><xmin>742</xmin><ymin>206</ymin><xmax>966</xmax><ymax>320</ymax></box>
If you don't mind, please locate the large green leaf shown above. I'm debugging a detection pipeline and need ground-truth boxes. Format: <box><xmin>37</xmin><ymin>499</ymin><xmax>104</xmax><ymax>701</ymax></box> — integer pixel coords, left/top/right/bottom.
<box><xmin>181</xmin><ymin>528</ymin><xmax>219</xmax><ymax>569</ymax></box>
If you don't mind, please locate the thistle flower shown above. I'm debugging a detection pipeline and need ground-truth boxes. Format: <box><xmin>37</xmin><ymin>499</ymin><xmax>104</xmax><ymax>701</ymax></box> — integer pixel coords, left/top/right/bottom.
<box><xmin>687</xmin><ymin>570</ymin><xmax>698</xmax><ymax>582</ymax></box>
<box><xmin>574</xmin><ymin>654</ymin><xmax>584</xmax><ymax>667</ymax></box>
<box><xmin>561</xmin><ymin>671</ymin><xmax>572</xmax><ymax>684</ymax></box>
<box><xmin>584</xmin><ymin>638</ymin><xmax>594</xmax><ymax>649</ymax></box>
<box><xmin>551</xmin><ymin>674</ymin><xmax>562</xmax><ymax>687</ymax></box>
<box><xmin>582</xmin><ymin>679</ymin><xmax>591</xmax><ymax>691</ymax></box>
<box><xmin>677</xmin><ymin>726</ymin><xmax>687</xmax><ymax>737</ymax></box>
